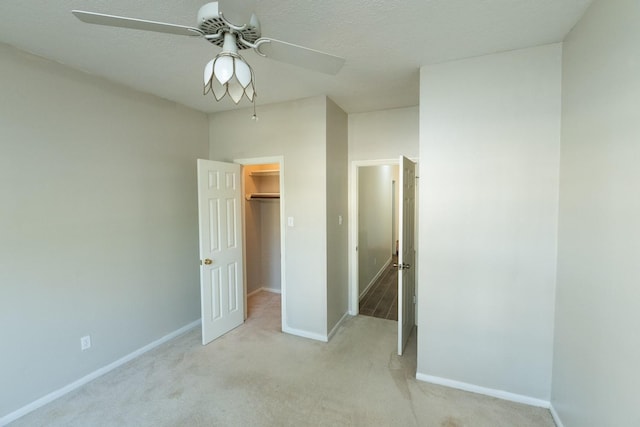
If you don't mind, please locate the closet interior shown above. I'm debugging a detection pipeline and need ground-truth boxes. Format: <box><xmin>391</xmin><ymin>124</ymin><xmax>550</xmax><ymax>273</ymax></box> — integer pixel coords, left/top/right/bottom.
<box><xmin>243</xmin><ymin>163</ymin><xmax>282</xmax><ymax>308</ymax></box>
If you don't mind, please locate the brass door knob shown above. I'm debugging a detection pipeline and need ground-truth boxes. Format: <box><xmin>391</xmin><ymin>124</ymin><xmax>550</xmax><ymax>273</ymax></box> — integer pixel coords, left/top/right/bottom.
<box><xmin>203</xmin><ymin>258</ymin><xmax>213</xmax><ymax>265</ymax></box>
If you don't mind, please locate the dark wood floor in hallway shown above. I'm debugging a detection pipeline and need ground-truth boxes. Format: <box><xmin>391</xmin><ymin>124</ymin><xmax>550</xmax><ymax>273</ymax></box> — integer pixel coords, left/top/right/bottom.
<box><xmin>359</xmin><ymin>256</ymin><xmax>398</xmax><ymax>321</ymax></box>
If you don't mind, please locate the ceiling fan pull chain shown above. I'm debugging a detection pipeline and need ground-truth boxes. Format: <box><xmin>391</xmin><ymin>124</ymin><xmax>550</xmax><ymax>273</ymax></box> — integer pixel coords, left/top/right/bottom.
<box><xmin>252</xmin><ymin>98</ymin><xmax>258</xmax><ymax>121</ymax></box>
<box><xmin>251</xmin><ymin>75</ymin><xmax>258</xmax><ymax>121</ymax></box>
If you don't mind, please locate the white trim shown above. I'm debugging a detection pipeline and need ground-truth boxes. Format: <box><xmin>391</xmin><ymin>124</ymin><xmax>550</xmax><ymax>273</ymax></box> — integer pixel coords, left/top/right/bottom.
<box><xmin>234</xmin><ymin>156</ymin><xmax>284</xmax><ymax>165</ymax></box>
<box><xmin>550</xmin><ymin>404</ymin><xmax>565</xmax><ymax>427</ymax></box>
<box><xmin>359</xmin><ymin>256</ymin><xmax>392</xmax><ymax>300</ymax></box>
<box><xmin>246</xmin><ymin>288</ymin><xmax>263</xmax><ymax>298</ymax></box>
<box><xmin>282</xmin><ymin>325</ymin><xmax>328</xmax><ymax>342</ymax></box>
<box><xmin>327</xmin><ymin>312</ymin><xmax>351</xmax><ymax>341</ymax></box>
<box><xmin>0</xmin><ymin>320</ymin><xmax>201</xmax><ymax>427</ymax></box>
<box><xmin>247</xmin><ymin>287</ymin><xmax>282</xmax><ymax>299</ymax></box>
<box><xmin>415</xmin><ymin>373</ymin><xmax>551</xmax><ymax>409</ymax></box>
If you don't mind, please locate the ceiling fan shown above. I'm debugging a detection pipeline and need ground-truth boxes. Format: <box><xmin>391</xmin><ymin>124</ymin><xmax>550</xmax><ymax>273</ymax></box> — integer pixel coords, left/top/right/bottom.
<box><xmin>72</xmin><ymin>1</ymin><xmax>345</xmax><ymax>108</ymax></box>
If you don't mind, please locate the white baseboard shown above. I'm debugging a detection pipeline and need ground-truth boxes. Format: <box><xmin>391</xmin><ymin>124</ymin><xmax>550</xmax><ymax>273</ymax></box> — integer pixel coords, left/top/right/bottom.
<box><xmin>415</xmin><ymin>373</ymin><xmax>550</xmax><ymax>409</ymax></box>
<box><xmin>549</xmin><ymin>404</ymin><xmax>564</xmax><ymax>427</ymax></box>
<box><xmin>282</xmin><ymin>311</ymin><xmax>350</xmax><ymax>344</ymax></box>
<box><xmin>247</xmin><ymin>288</ymin><xmax>261</xmax><ymax>298</ymax></box>
<box><xmin>247</xmin><ymin>287</ymin><xmax>281</xmax><ymax>298</ymax></box>
<box><xmin>327</xmin><ymin>312</ymin><xmax>351</xmax><ymax>341</ymax></box>
<box><xmin>359</xmin><ymin>256</ymin><xmax>392</xmax><ymax>300</ymax></box>
<box><xmin>282</xmin><ymin>325</ymin><xmax>328</xmax><ymax>342</ymax></box>
<box><xmin>0</xmin><ymin>319</ymin><xmax>201</xmax><ymax>427</ymax></box>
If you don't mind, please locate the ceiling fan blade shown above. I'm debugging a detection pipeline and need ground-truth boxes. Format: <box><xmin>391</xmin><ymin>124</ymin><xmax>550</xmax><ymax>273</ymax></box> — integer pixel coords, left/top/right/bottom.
<box><xmin>71</xmin><ymin>10</ymin><xmax>203</xmax><ymax>37</ymax></box>
<box><xmin>256</xmin><ymin>38</ymin><xmax>345</xmax><ymax>75</ymax></box>
<box><xmin>217</xmin><ymin>0</ymin><xmax>257</xmax><ymax>27</ymax></box>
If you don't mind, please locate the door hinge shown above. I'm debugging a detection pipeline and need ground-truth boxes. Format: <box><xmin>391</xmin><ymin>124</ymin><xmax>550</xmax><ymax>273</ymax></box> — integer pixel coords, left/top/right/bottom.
<box><xmin>413</xmin><ymin>295</ymin><xmax>416</xmax><ymax>304</ymax></box>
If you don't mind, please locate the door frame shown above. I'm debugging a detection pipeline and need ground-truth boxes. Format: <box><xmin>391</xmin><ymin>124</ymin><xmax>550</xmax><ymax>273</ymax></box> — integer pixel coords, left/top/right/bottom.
<box><xmin>349</xmin><ymin>159</ymin><xmax>398</xmax><ymax>315</ymax></box>
<box><xmin>348</xmin><ymin>158</ymin><xmax>419</xmax><ymax>317</ymax></box>
<box><xmin>234</xmin><ymin>156</ymin><xmax>287</xmax><ymax>331</ymax></box>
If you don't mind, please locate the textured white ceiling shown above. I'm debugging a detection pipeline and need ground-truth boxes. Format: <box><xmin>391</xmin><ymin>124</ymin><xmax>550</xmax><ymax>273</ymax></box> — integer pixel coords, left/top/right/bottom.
<box><xmin>0</xmin><ymin>0</ymin><xmax>592</xmax><ymax>113</ymax></box>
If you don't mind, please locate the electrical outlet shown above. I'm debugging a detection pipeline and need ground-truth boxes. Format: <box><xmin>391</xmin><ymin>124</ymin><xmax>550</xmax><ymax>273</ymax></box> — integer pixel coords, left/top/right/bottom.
<box><xmin>80</xmin><ymin>335</ymin><xmax>91</xmax><ymax>351</ymax></box>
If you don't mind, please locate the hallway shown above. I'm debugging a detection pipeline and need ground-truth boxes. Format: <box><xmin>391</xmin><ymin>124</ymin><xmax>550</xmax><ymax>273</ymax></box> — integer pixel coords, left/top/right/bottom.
<box><xmin>359</xmin><ymin>257</ymin><xmax>398</xmax><ymax>321</ymax></box>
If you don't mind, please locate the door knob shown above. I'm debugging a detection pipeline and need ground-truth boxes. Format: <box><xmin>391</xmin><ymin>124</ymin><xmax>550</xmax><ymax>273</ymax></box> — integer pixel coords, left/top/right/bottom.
<box><xmin>203</xmin><ymin>258</ymin><xmax>213</xmax><ymax>265</ymax></box>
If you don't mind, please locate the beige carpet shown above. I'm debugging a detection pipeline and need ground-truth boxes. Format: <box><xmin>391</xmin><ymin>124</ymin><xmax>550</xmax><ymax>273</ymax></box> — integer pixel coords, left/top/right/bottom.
<box><xmin>11</xmin><ymin>292</ymin><xmax>555</xmax><ymax>426</ymax></box>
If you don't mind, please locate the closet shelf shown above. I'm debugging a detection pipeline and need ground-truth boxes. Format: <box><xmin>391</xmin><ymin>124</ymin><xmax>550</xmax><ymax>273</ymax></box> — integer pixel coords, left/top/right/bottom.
<box><xmin>246</xmin><ymin>193</ymin><xmax>280</xmax><ymax>201</ymax></box>
<box><xmin>249</xmin><ymin>170</ymin><xmax>279</xmax><ymax>177</ymax></box>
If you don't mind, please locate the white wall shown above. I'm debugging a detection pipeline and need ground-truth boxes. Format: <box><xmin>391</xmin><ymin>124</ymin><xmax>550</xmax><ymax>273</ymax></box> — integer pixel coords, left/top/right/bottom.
<box><xmin>358</xmin><ymin>165</ymin><xmax>395</xmax><ymax>296</ymax></box>
<box><xmin>552</xmin><ymin>0</ymin><xmax>640</xmax><ymax>425</ymax></box>
<box><xmin>325</xmin><ymin>98</ymin><xmax>349</xmax><ymax>333</ymax></box>
<box><xmin>209</xmin><ymin>97</ymin><xmax>329</xmax><ymax>338</ymax></box>
<box><xmin>260</xmin><ymin>200</ymin><xmax>281</xmax><ymax>293</ymax></box>
<box><xmin>417</xmin><ymin>44</ymin><xmax>562</xmax><ymax>401</ymax></box>
<box><xmin>242</xmin><ymin>165</ymin><xmax>263</xmax><ymax>295</ymax></box>
<box><xmin>0</xmin><ymin>44</ymin><xmax>209</xmax><ymax>419</ymax></box>
<box><xmin>348</xmin><ymin>107</ymin><xmax>419</xmax><ymax>161</ymax></box>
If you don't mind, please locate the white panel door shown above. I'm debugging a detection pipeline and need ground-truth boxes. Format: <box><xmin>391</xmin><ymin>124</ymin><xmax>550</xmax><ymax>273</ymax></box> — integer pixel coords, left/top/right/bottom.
<box><xmin>398</xmin><ymin>156</ymin><xmax>416</xmax><ymax>355</ymax></box>
<box><xmin>197</xmin><ymin>159</ymin><xmax>244</xmax><ymax>345</ymax></box>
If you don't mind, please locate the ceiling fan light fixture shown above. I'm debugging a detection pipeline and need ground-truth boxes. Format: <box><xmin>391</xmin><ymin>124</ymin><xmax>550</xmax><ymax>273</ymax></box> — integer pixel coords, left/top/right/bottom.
<box><xmin>213</xmin><ymin>55</ymin><xmax>234</xmax><ymax>85</ymax></box>
<box><xmin>212</xmin><ymin>79</ymin><xmax>228</xmax><ymax>101</ymax></box>
<box><xmin>234</xmin><ymin>60</ymin><xmax>252</xmax><ymax>88</ymax></box>
<box><xmin>245</xmin><ymin>83</ymin><xmax>255</xmax><ymax>100</ymax></box>
<box><xmin>203</xmin><ymin>59</ymin><xmax>214</xmax><ymax>86</ymax></box>
<box><xmin>72</xmin><ymin>2</ymin><xmax>346</xmax><ymax>110</ymax></box>
<box><xmin>227</xmin><ymin>79</ymin><xmax>245</xmax><ymax>104</ymax></box>
<box><xmin>204</xmin><ymin>51</ymin><xmax>256</xmax><ymax>104</ymax></box>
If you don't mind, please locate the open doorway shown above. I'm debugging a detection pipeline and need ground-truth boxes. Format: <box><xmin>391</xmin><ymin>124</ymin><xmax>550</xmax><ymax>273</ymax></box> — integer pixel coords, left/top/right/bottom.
<box><xmin>356</xmin><ymin>164</ymin><xmax>400</xmax><ymax>320</ymax></box>
<box><xmin>236</xmin><ymin>157</ymin><xmax>285</xmax><ymax>331</ymax></box>
<box><xmin>349</xmin><ymin>159</ymin><xmax>401</xmax><ymax>315</ymax></box>
<box><xmin>349</xmin><ymin>157</ymin><xmax>418</xmax><ymax>355</ymax></box>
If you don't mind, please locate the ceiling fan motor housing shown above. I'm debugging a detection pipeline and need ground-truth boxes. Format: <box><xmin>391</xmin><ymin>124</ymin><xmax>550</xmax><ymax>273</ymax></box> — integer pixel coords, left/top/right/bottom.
<box><xmin>197</xmin><ymin>2</ymin><xmax>261</xmax><ymax>50</ymax></box>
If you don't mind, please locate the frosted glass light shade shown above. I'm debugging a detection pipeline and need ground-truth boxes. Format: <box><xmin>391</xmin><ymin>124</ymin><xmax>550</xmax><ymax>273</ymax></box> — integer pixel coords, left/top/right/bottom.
<box><xmin>203</xmin><ymin>52</ymin><xmax>256</xmax><ymax>104</ymax></box>
<box><xmin>234</xmin><ymin>60</ymin><xmax>252</xmax><ymax>88</ymax></box>
<box><xmin>214</xmin><ymin>56</ymin><xmax>234</xmax><ymax>84</ymax></box>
